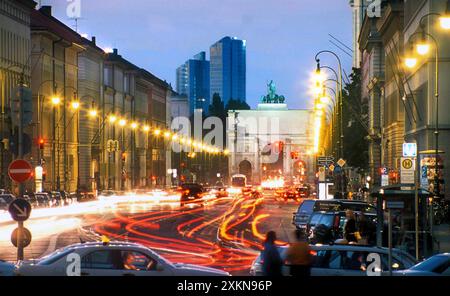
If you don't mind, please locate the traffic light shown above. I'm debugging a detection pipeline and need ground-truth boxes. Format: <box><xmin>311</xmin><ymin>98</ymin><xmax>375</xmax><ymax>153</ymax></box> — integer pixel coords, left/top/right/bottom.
<box><xmin>121</xmin><ymin>152</ymin><xmax>127</xmax><ymax>162</ymax></box>
<box><xmin>38</xmin><ymin>138</ymin><xmax>45</xmax><ymax>150</ymax></box>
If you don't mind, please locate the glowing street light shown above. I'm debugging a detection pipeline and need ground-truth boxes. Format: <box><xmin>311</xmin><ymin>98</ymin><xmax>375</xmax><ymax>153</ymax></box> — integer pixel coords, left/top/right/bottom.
<box><xmin>109</xmin><ymin>115</ymin><xmax>117</xmax><ymax>123</ymax></box>
<box><xmin>119</xmin><ymin>119</ymin><xmax>127</xmax><ymax>127</ymax></box>
<box><xmin>404</xmin><ymin>57</ymin><xmax>418</xmax><ymax>69</ymax></box>
<box><xmin>143</xmin><ymin>125</ymin><xmax>150</xmax><ymax>132</ymax></box>
<box><xmin>164</xmin><ymin>131</ymin><xmax>171</xmax><ymax>138</ymax></box>
<box><xmin>131</xmin><ymin>122</ymin><xmax>138</xmax><ymax>129</ymax></box>
<box><xmin>440</xmin><ymin>14</ymin><xmax>450</xmax><ymax>30</ymax></box>
<box><xmin>71</xmin><ymin>101</ymin><xmax>80</xmax><ymax>110</ymax></box>
<box><xmin>51</xmin><ymin>96</ymin><xmax>61</xmax><ymax>106</ymax></box>
<box><xmin>89</xmin><ymin>109</ymin><xmax>98</xmax><ymax>118</ymax></box>
<box><xmin>154</xmin><ymin>129</ymin><xmax>161</xmax><ymax>136</ymax></box>
<box><xmin>416</xmin><ymin>43</ymin><xmax>431</xmax><ymax>56</ymax></box>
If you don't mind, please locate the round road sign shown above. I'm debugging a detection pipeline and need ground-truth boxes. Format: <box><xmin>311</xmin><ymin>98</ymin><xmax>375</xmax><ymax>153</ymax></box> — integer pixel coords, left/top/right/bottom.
<box><xmin>11</xmin><ymin>227</ymin><xmax>32</xmax><ymax>248</ymax></box>
<box><xmin>8</xmin><ymin>159</ymin><xmax>33</xmax><ymax>183</ymax></box>
<box><xmin>8</xmin><ymin>198</ymin><xmax>32</xmax><ymax>222</ymax></box>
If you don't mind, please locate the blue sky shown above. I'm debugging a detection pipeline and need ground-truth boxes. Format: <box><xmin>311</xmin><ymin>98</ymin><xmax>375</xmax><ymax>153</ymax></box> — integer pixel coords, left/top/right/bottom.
<box><xmin>40</xmin><ymin>0</ymin><xmax>353</xmax><ymax>109</ymax></box>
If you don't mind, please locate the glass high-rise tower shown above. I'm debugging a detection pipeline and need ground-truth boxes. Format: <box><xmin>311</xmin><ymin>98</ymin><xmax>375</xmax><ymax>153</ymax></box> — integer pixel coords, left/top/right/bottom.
<box><xmin>210</xmin><ymin>37</ymin><xmax>246</xmax><ymax>106</ymax></box>
<box><xmin>176</xmin><ymin>52</ymin><xmax>210</xmax><ymax>115</ymax></box>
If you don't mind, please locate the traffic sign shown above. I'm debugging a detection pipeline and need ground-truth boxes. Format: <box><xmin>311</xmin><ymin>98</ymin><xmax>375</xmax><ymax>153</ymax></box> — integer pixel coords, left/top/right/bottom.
<box><xmin>329</xmin><ymin>164</ymin><xmax>335</xmax><ymax>172</ymax></box>
<box><xmin>11</xmin><ymin>227</ymin><xmax>32</xmax><ymax>248</ymax></box>
<box><xmin>400</xmin><ymin>157</ymin><xmax>415</xmax><ymax>185</ymax></box>
<box><xmin>8</xmin><ymin>198</ymin><xmax>32</xmax><ymax>222</ymax></box>
<box><xmin>403</xmin><ymin>143</ymin><xmax>417</xmax><ymax>158</ymax></box>
<box><xmin>8</xmin><ymin>159</ymin><xmax>33</xmax><ymax>183</ymax></box>
<box><xmin>337</xmin><ymin>158</ymin><xmax>346</xmax><ymax>168</ymax></box>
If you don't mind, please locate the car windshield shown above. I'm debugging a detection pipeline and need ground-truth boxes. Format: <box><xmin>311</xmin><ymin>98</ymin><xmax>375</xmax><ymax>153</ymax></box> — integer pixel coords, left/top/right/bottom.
<box><xmin>298</xmin><ymin>201</ymin><xmax>315</xmax><ymax>214</ymax></box>
<box><xmin>410</xmin><ymin>255</ymin><xmax>449</xmax><ymax>272</ymax></box>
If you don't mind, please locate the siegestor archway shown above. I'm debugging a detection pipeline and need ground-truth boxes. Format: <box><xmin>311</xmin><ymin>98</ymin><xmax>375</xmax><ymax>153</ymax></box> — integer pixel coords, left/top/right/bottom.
<box><xmin>239</xmin><ymin>160</ymin><xmax>252</xmax><ymax>183</ymax></box>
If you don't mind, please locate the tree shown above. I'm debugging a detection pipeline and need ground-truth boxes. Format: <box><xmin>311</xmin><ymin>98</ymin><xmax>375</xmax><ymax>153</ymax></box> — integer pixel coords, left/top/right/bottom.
<box><xmin>225</xmin><ymin>99</ymin><xmax>250</xmax><ymax>111</ymax></box>
<box><xmin>342</xmin><ymin>68</ymin><xmax>369</xmax><ymax>171</ymax></box>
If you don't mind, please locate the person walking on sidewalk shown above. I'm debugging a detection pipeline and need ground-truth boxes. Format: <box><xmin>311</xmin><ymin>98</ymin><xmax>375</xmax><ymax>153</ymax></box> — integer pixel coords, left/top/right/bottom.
<box><xmin>262</xmin><ymin>231</ymin><xmax>283</xmax><ymax>276</ymax></box>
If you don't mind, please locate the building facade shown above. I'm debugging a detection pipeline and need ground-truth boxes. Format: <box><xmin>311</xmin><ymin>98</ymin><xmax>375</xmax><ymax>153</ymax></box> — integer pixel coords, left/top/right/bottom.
<box><xmin>30</xmin><ymin>5</ymin><xmax>84</xmax><ymax>192</ymax></box>
<box><xmin>210</xmin><ymin>37</ymin><xmax>246</xmax><ymax>106</ymax></box>
<box><xmin>403</xmin><ymin>0</ymin><xmax>450</xmax><ymax>199</ymax></box>
<box><xmin>176</xmin><ymin>52</ymin><xmax>210</xmax><ymax>115</ymax></box>
<box><xmin>358</xmin><ymin>0</ymin><xmax>449</xmax><ymax>199</ymax></box>
<box><xmin>0</xmin><ymin>0</ymin><xmax>36</xmax><ymax>191</ymax></box>
<box><xmin>350</xmin><ymin>0</ymin><xmax>369</xmax><ymax>68</ymax></box>
<box><xmin>227</xmin><ymin>101</ymin><xmax>315</xmax><ymax>185</ymax></box>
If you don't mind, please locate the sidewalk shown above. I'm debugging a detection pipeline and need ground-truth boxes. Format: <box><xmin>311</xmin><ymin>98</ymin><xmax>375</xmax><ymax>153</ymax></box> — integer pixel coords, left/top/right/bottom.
<box><xmin>434</xmin><ymin>224</ymin><xmax>450</xmax><ymax>253</ymax></box>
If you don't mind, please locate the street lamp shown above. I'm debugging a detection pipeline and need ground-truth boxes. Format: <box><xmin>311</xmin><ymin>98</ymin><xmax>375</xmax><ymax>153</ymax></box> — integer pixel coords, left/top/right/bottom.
<box><xmin>51</xmin><ymin>96</ymin><xmax>61</xmax><ymax>106</ymax></box>
<box><xmin>405</xmin><ymin>16</ymin><xmax>444</xmax><ymax>196</ymax></box>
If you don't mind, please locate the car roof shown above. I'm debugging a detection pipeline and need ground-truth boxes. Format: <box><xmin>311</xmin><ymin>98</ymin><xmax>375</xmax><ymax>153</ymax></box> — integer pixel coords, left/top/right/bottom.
<box><xmin>276</xmin><ymin>244</ymin><xmax>401</xmax><ymax>253</ymax></box>
<box><xmin>64</xmin><ymin>241</ymin><xmax>149</xmax><ymax>251</ymax></box>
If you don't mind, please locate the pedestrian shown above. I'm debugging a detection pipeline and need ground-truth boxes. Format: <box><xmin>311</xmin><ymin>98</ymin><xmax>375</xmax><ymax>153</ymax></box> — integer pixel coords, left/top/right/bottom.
<box><xmin>285</xmin><ymin>230</ymin><xmax>312</xmax><ymax>277</ymax></box>
<box><xmin>262</xmin><ymin>231</ymin><xmax>283</xmax><ymax>277</ymax></box>
<box><xmin>344</xmin><ymin>210</ymin><xmax>358</xmax><ymax>243</ymax></box>
<box><xmin>358</xmin><ymin>215</ymin><xmax>376</xmax><ymax>245</ymax></box>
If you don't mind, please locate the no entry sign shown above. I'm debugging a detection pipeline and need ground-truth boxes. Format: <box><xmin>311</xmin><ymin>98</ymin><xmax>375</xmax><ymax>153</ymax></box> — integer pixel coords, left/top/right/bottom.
<box><xmin>8</xmin><ymin>159</ymin><xmax>33</xmax><ymax>183</ymax></box>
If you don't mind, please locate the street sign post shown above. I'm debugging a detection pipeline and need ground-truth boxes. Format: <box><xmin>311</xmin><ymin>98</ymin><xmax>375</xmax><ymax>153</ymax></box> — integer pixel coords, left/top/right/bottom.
<box><xmin>8</xmin><ymin>198</ymin><xmax>32</xmax><ymax>261</ymax></box>
<box><xmin>8</xmin><ymin>199</ymin><xmax>32</xmax><ymax>222</ymax></box>
<box><xmin>400</xmin><ymin>157</ymin><xmax>415</xmax><ymax>185</ymax></box>
<box><xmin>11</xmin><ymin>227</ymin><xmax>32</xmax><ymax>248</ymax></box>
<box><xmin>8</xmin><ymin>159</ymin><xmax>33</xmax><ymax>183</ymax></box>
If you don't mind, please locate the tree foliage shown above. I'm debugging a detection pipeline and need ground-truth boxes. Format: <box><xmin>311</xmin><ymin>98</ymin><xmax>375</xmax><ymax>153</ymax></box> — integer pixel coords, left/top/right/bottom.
<box><xmin>342</xmin><ymin>68</ymin><xmax>369</xmax><ymax>171</ymax></box>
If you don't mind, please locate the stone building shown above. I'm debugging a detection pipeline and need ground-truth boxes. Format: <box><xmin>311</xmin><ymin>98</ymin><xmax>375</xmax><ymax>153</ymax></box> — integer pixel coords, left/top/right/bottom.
<box><xmin>0</xmin><ymin>0</ymin><xmax>36</xmax><ymax>190</ymax></box>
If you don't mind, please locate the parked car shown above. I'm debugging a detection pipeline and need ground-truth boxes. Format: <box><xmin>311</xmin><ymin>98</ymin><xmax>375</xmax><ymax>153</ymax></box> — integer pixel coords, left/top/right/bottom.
<box><xmin>16</xmin><ymin>241</ymin><xmax>230</xmax><ymax>276</ymax></box>
<box><xmin>24</xmin><ymin>194</ymin><xmax>39</xmax><ymax>208</ymax></box>
<box><xmin>0</xmin><ymin>194</ymin><xmax>15</xmax><ymax>211</ymax></box>
<box><xmin>250</xmin><ymin>244</ymin><xmax>416</xmax><ymax>276</ymax></box>
<box><xmin>35</xmin><ymin>193</ymin><xmax>51</xmax><ymax>208</ymax></box>
<box><xmin>293</xmin><ymin>199</ymin><xmax>377</xmax><ymax>230</ymax></box>
<box><xmin>394</xmin><ymin>254</ymin><xmax>450</xmax><ymax>276</ymax></box>
<box><xmin>307</xmin><ymin>211</ymin><xmax>377</xmax><ymax>245</ymax></box>
<box><xmin>179</xmin><ymin>183</ymin><xmax>205</xmax><ymax>206</ymax></box>
<box><xmin>0</xmin><ymin>260</ymin><xmax>15</xmax><ymax>276</ymax></box>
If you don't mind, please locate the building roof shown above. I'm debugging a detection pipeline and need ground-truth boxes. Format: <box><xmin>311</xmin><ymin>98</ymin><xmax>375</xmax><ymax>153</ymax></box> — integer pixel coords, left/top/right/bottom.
<box><xmin>106</xmin><ymin>50</ymin><xmax>170</xmax><ymax>89</ymax></box>
<box><xmin>16</xmin><ymin>0</ymin><xmax>37</xmax><ymax>10</ymax></box>
<box><xmin>31</xmin><ymin>7</ymin><xmax>83</xmax><ymax>45</ymax></box>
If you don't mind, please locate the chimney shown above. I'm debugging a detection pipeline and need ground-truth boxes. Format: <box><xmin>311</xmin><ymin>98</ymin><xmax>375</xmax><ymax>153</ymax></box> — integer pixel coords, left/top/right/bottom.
<box><xmin>113</xmin><ymin>48</ymin><xmax>118</xmax><ymax>55</ymax></box>
<box><xmin>40</xmin><ymin>6</ymin><xmax>52</xmax><ymax>16</ymax></box>
<box><xmin>91</xmin><ymin>36</ymin><xmax>96</xmax><ymax>45</ymax></box>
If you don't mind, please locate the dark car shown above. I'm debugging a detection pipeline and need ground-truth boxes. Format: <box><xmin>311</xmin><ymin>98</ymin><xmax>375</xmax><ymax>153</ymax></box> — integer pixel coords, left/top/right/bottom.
<box><xmin>24</xmin><ymin>194</ymin><xmax>39</xmax><ymax>208</ymax></box>
<box><xmin>35</xmin><ymin>193</ymin><xmax>51</xmax><ymax>207</ymax></box>
<box><xmin>281</xmin><ymin>187</ymin><xmax>302</xmax><ymax>201</ymax></box>
<box><xmin>307</xmin><ymin>211</ymin><xmax>377</xmax><ymax>245</ymax></box>
<box><xmin>179</xmin><ymin>183</ymin><xmax>205</xmax><ymax>206</ymax></box>
<box><xmin>293</xmin><ymin>199</ymin><xmax>377</xmax><ymax>230</ymax></box>
<box><xmin>0</xmin><ymin>194</ymin><xmax>15</xmax><ymax>211</ymax></box>
<box><xmin>297</xmin><ymin>186</ymin><xmax>311</xmax><ymax>199</ymax></box>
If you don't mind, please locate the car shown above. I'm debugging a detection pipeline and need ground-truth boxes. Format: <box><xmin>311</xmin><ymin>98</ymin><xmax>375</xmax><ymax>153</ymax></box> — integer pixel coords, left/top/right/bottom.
<box><xmin>0</xmin><ymin>260</ymin><xmax>15</xmax><ymax>276</ymax></box>
<box><xmin>280</xmin><ymin>187</ymin><xmax>302</xmax><ymax>202</ymax></box>
<box><xmin>306</xmin><ymin>211</ymin><xmax>377</xmax><ymax>245</ymax></box>
<box><xmin>213</xmin><ymin>182</ymin><xmax>229</xmax><ymax>198</ymax></box>
<box><xmin>297</xmin><ymin>186</ymin><xmax>311</xmax><ymax>199</ymax></box>
<box><xmin>293</xmin><ymin>199</ymin><xmax>377</xmax><ymax>230</ymax></box>
<box><xmin>179</xmin><ymin>183</ymin><xmax>205</xmax><ymax>206</ymax></box>
<box><xmin>249</xmin><ymin>244</ymin><xmax>416</xmax><ymax>276</ymax></box>
<box><xmin>16</xmin><ymin>241</ymin><xmax>230</xmax><ymax>276</ymax></box>
<box><xmin>394</xmin><ymin>253</ymin><xmax>450</xmax><ymax>276</ymax></box>
<box><xmin>0</xmin><ymin>194</ymin><xmax>15</xmax><ymax>211</ymax></box>
<box><xmin>35</xmin><ymin>192</ymin><xmax>51</xmax><ymax>208</ymax></box>
<box><xmin>24</xmin><ymin>194</ymin><xmax>39</xmax><ymax>208</ymax></box>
